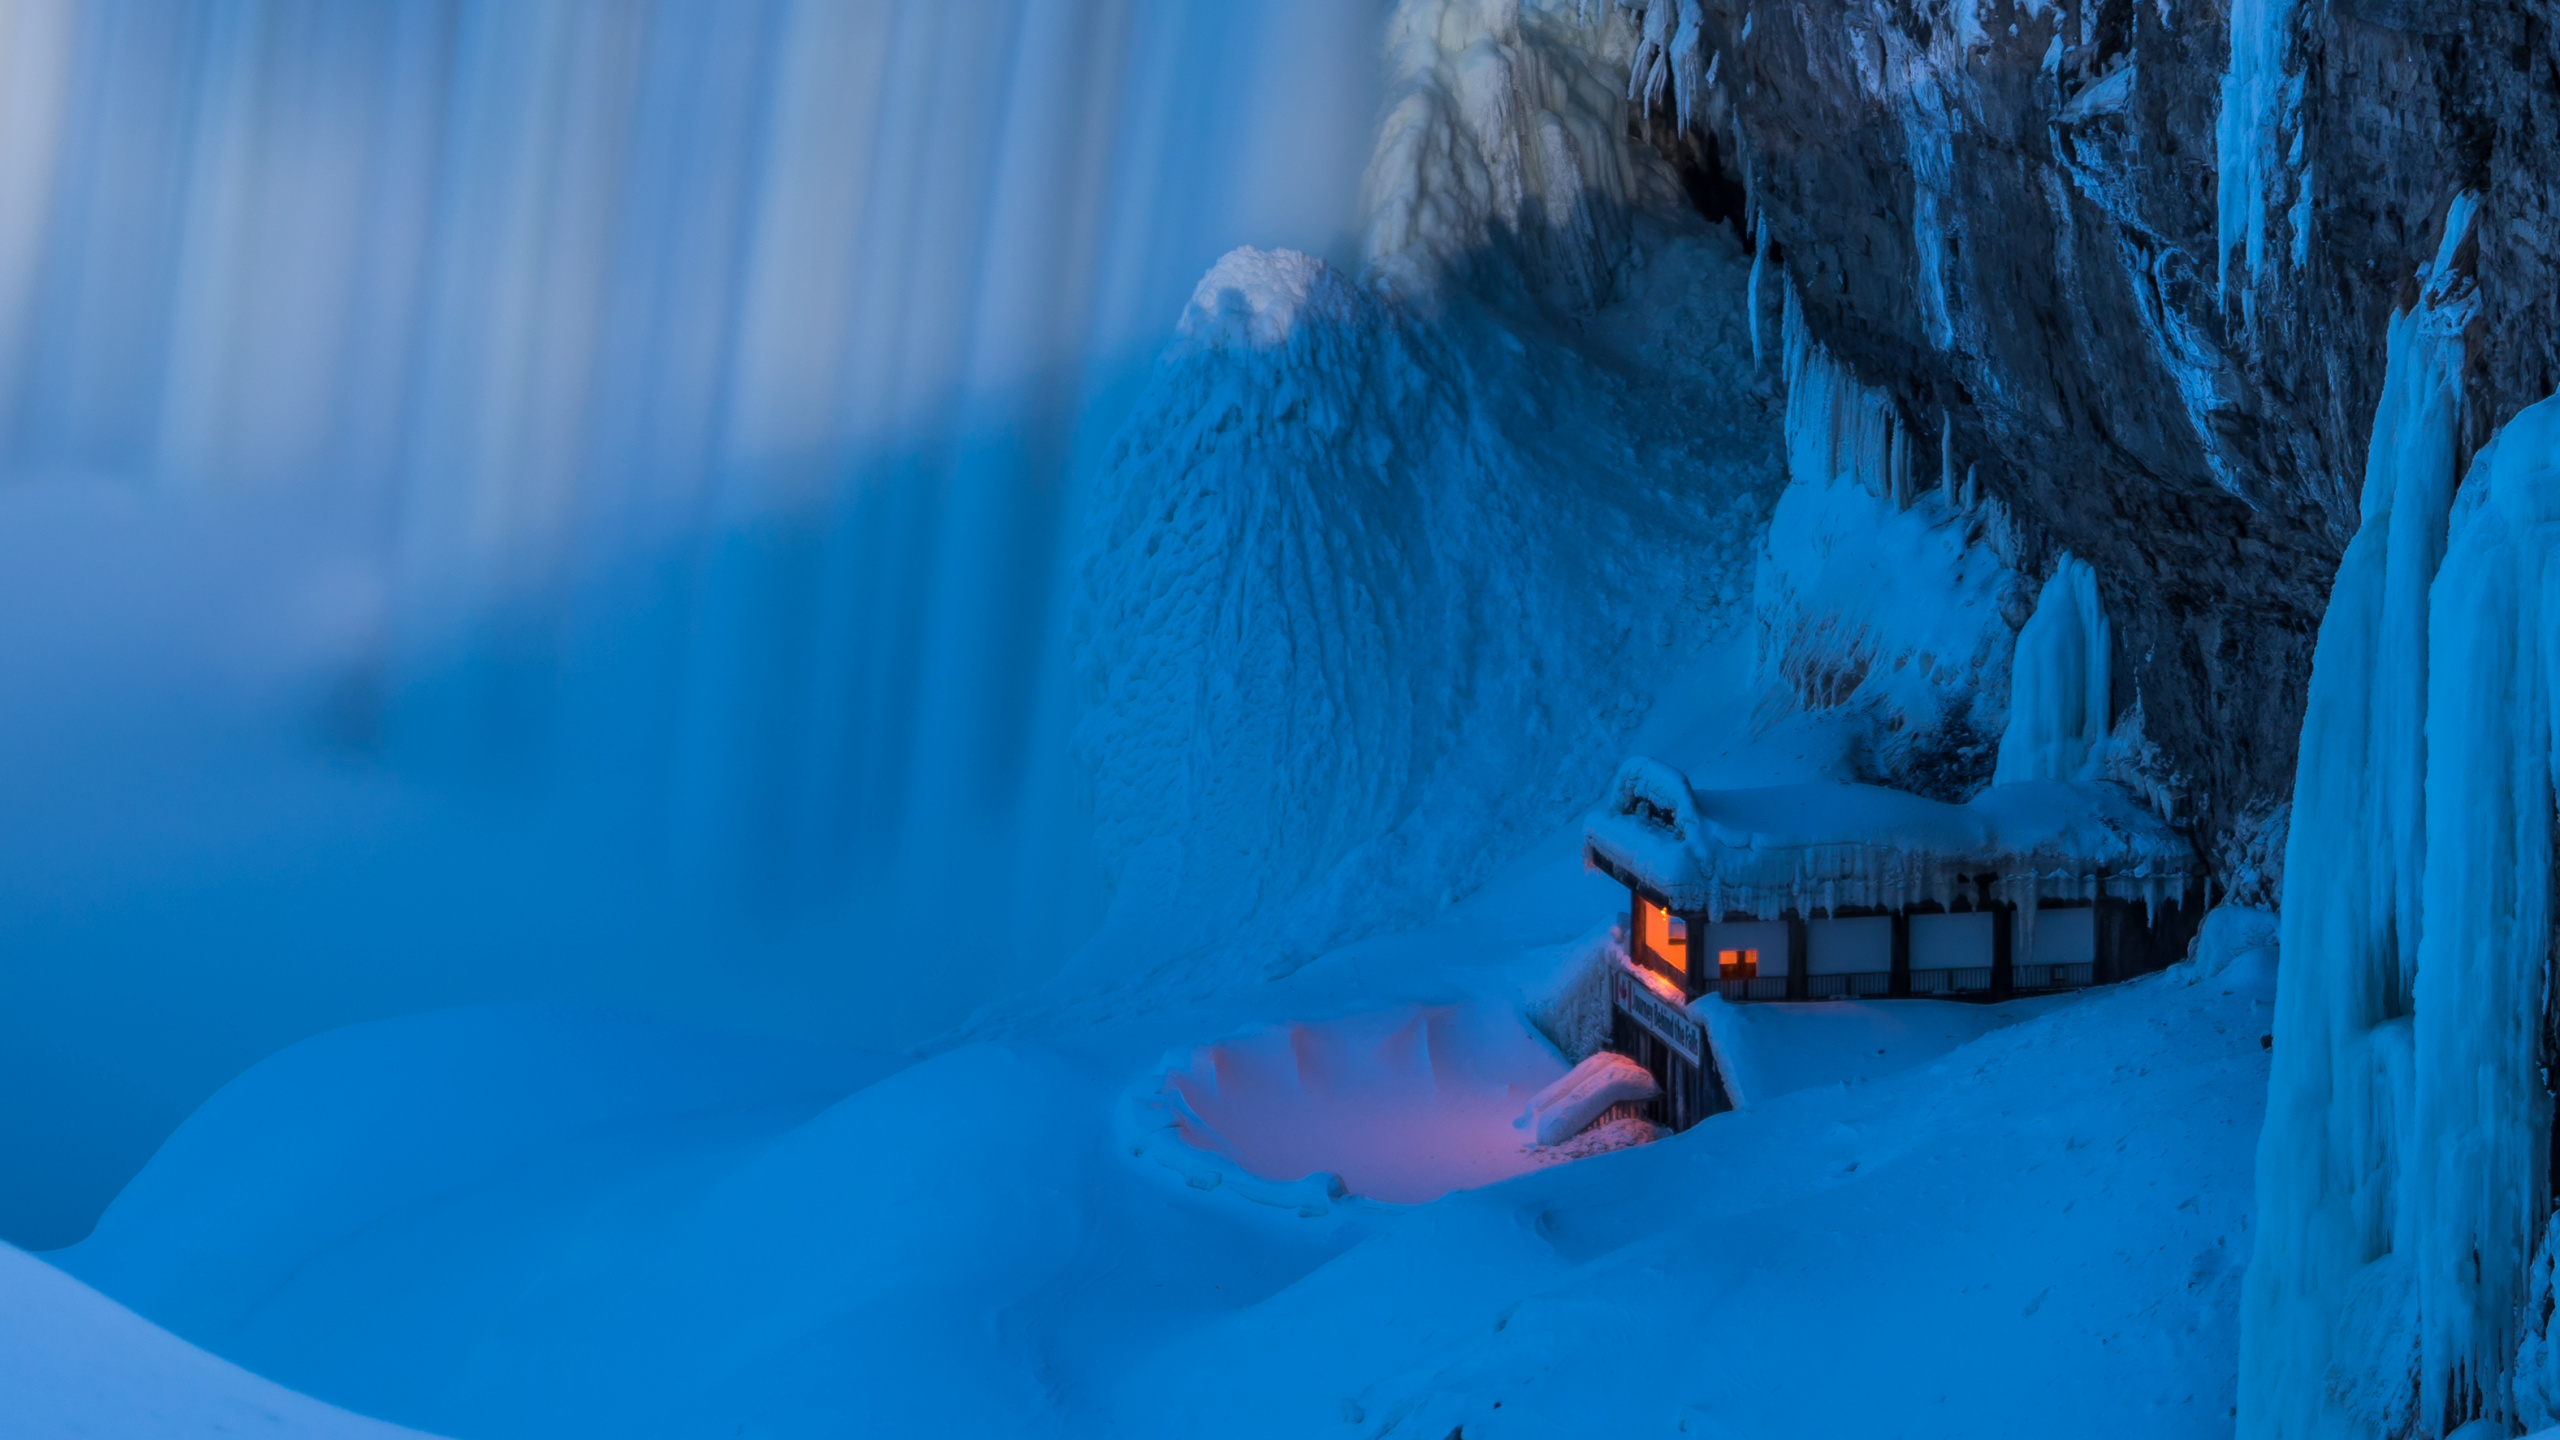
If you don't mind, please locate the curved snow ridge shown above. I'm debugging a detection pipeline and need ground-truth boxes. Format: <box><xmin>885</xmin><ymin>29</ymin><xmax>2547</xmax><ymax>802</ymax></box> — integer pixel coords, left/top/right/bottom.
<box><xmin>1119</xmin><ymin>1003</ymin><xmax>1581</xmax><ymax>1212</ymax></box>
<box><xmin>0</xmin><ymin>1242</ymin><xmax>445</xmax><ymax>1440</ymax></box>
<box><xmin>63</xmin><ymin>1003</ymin><xmax>902</xmax><ymax>1337</ymax></box>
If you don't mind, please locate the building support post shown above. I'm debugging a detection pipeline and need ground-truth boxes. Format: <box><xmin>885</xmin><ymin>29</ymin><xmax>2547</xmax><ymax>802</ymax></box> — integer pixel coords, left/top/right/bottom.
<box><xmin>1889</xmin><ymin>909</ymin><xmax>1911</xmax><ymax>998</ymax></box>
<box><xmin>1783</xmin><ymin>909</ymin><xmax>1809</xmax><ymax>1001</ymax></box>
<box><xmin>1679</xmin><ymin>911</ymin><xmax>1708</xmax><ymax>1001</ymax></box>
<box><xmin>2094</xmin><ymin>897</ymin><xmax>2122</xmax><ymax>985</ymax></box>
<box><xmin>1990</xmin><ymin>901</ymin><xmax>2016</xmax><ymax>998</ymax></box>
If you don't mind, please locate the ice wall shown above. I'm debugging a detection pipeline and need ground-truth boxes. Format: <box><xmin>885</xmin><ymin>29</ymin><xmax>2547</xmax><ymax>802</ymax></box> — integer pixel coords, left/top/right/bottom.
<box><xmin>2238</xmin><ymin>198</ymin><xmax>2479</xmax><ymax>1439</ymax></box>
<box><xmin>1990</xmin><ymin>555</ymin><xmax>2109</xmax><ymax>784</ymax></box>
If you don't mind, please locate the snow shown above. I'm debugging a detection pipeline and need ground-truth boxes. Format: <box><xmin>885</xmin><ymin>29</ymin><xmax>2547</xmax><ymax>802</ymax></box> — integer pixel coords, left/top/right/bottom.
<box><xmin>0</xmin><ymin>0</ymin><xmax>1392</xmax><ymax>1251</ymax></box>
<box><xmin>2238</xmin><ymin>195</ymin><xmax>2485</xmax><ymax>1437</ymax></box>
<box><xmin>1114</xmin><ymin>952</ymin><xmax>2270</xmax><ymax>1438</ymax></box>
<box><xmin>1070</xmin><ymin>211</ymin><xmax>1780</xmax><ymax>976</ymax></box>
<box><xmin>1993</xmin><ymin>553</ymin><xmax>2113</xmax><ymax>784</ymax></box>
<box><xmin>1695</xmin><ymin>991</ymin><xmax>2057</xmax><ymax>1109</ymax></box>
<box><xmin>2</xmin><ymin>7</ymin><xmax>2282</xmax><ymax>1438</ymax></box>
<box><xmin>1125</xmin><ymin>1002</ymin><xmax>1576</xmax><ymax>1209</ymax></box>
<box><xmin>45</xmin><ymin>831</ymin><xmax>2273</xmax><ymax>1440</ymax></box>
<box><xmin>0</xmin><ymin>1241</ymin><xmax>444</xmax><ymax>1440</ymax></box>
<box><xmin>1586</xmin><ymin>760</ymin><xmax>2193</xmax><ymax>919</ymax></box>
<box><xmin>1521</xmin><ymin>1050</ymin><xmax>1658</xmax><ymax>1145</ymax></box>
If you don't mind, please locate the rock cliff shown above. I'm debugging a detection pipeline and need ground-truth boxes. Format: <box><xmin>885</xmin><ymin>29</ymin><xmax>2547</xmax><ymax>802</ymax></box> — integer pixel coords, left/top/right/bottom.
<box><xmin>1633</xmin><ymin>0</ymin><xmax>2560</xmax><ymax>859</ymax></box>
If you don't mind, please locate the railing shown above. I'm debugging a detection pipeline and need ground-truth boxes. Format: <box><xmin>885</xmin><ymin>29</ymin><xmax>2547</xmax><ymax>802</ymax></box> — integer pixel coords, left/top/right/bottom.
<box><xmin>1701</xmin><ymin>963</ymin><xmax>2098</xmax><ymax>1002</ymax></box>
<box><xmin>1907</xmin><ymin>966</ymin><xmax>1993</xmax><ymax>994</ymax></box>
<box><xmin>1697</xmin><ymin>974</ymin><xmax>1790</xmax><ymax>1001</ymax></box>
<box><xmin>1804</xmin><ymin>971</ymin><xmax>1893</xmax><ymax>999</ymax></box>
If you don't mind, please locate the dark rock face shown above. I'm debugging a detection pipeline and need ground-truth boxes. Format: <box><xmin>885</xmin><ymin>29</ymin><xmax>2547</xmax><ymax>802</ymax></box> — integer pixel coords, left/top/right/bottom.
<box><xmin>1640</xmin><ymin>0</ymin><xmax>2560</xmax><ymax>860</ymax></box>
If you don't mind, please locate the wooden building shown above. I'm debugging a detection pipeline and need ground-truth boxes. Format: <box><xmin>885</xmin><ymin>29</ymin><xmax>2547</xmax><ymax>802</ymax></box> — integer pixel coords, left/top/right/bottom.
<box><xmin>1581</xmin><ymin>757</ymin><xmax>2203</xmax><ymax>1131</ymax></box>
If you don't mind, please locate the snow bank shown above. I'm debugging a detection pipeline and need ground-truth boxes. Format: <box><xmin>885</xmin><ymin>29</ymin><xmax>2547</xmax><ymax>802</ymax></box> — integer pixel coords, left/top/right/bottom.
<box><xmin>1993</xmin><ymin>554</ymin><xmax>2112</xmax><ymax>784</ymax></box>
<box><xmin>63</xmin><ymin>1005</ymin><xmax>899</xmax><ymax>1348</ymax></box>
<box><xmin>1125</xmin><ymin>1004</ymin><xmax>1574</xmax><ymax>1209</ymax></box>
<box><xmin>1521</xmin><ymin>1051</ymin><xmax>1657</xmax><ymax>1146</ymax></box>
<box><xmin>1586</xmin><ymin>759</ymin><xmax>2192</xmax><ymax>920</ymax></box>
<box><xmin>58</xmin><ymin>1004</ymin><xmax>1165</xmax><ymax>1440</ymax></box>
<box><xmin>0</xmin><ymin>1242</ymin><xmax>443</xmax><ymax>1440</ymax></box>
<box><xmin>2239</xmin><ymin>196</ymin><xmax>2492</xmax><ymax>1437</ymax></box>
<box><xmin>1695</xmin><ymin>993</ymin><xmax>2056</xmax><ymax>1110</ymax></box>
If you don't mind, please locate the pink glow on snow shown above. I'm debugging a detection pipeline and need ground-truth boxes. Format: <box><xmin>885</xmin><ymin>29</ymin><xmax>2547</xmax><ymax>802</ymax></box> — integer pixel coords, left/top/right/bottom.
<box><xmin>1161</xmin><ymin>1005</ymin><xmax>1570</xmax><ymax>1205</ymax></box>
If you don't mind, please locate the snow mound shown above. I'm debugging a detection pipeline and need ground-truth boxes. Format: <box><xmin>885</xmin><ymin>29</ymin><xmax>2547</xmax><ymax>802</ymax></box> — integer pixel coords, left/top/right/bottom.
<box><xmin>63</xmin><ymin>1004</ymin><xmax>900</xmax><ymax>1338</ymax></box>
<box><xmin>1126</xmin><ymin>1005</ymin><xmax>1573</xmax><ymax>1209</ymax></box>
<box><xmin>1521</xmin><ymin>1051</ymin><xmax>1657</xmax><ymax>1146</ymax></box>
<box><xmin>0</xmin><ymin>1241</ymin><xmax>443</xmax><ymax>1440</ymax></box>
<box><xmin>1175</xmin><ymin>248</ymin><xmax>1365</xmax><ymax>352</ymax></box>
<box><xmin>1071</xmin><ymin>222</ymin><xmax>1780</xmax><ymax>980</ymax></box>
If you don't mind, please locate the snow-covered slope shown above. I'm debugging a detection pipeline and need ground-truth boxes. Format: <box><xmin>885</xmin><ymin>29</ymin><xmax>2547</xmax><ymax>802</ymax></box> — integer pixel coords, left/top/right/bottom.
<box><xmin>1112</xmin><ymin>939</ymin><xmax>2273</xmax><ymax>1439</ymax></box>
<box><xmin>1069</xmin><ymin>227</ymin><xmax>1782</xmax><ymax>980</ymax></box>
<box><xmin>0</xmin><ymin>1241</ymin><xmax>442</xmax><ymax>1440</ymax></box>
<box><xmin>51</xmin><ymin>825</ymin><xmax>2271</xmax><ymax>1440</ymax></box>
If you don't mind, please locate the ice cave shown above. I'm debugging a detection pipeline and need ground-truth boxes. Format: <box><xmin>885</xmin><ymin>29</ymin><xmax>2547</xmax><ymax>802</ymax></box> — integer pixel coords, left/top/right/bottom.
<box><xmin>7</xmin><ymin>2</ymin><xmax>2560</xmax><ymax>1439</ymax></box>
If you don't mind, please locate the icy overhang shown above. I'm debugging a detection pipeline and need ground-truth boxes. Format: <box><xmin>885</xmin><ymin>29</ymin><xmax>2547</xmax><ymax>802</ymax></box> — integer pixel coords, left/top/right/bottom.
<box><xmin>1583</xmin><ymin>756</ymin><xmax>2194</xmax><ymax>920</ymax></box>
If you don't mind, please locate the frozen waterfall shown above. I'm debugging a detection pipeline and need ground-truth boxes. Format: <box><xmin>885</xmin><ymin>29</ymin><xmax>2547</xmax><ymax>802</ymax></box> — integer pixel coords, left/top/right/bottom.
<box><xmin>0</xmin><ymin>0</ymin><xmax>1383</xmax><ymax>1249</ymax></box>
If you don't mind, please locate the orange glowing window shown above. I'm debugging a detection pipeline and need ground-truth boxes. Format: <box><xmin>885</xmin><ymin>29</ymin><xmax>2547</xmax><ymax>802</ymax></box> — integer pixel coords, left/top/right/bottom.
<box><xmin>1643</xmin><ymin>901</ymin><xmax>1687</xmax><ymax>975</ymax></box>
<box><xmin>1719</xmin><ymin>948</ymin><xmax>1759</xmax><ymax>978</ymax></box>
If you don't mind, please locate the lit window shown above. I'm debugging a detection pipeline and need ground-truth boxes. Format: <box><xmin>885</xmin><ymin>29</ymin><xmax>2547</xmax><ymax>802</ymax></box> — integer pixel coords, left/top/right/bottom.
<box><xmin>1719</xmin><ymin>948</ymin><xmax>1759</xmax><ymax>978</ymax></box>
<box><xmin>1643</xmin><ymin>901</ymin><xmax>1686</xmax><ymax>975</ymax></box>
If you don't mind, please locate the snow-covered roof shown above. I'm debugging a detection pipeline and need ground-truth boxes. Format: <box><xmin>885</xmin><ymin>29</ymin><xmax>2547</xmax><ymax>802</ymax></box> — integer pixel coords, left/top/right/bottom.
<box><xmin>1583</xmin><ymin>757</ymin><xmax>2194</xmax><ymax>920</ymax></box>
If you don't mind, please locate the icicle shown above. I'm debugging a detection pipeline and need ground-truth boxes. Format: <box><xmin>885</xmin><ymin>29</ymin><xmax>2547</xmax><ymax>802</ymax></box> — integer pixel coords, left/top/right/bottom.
<box><xmin>1938</xmin><ymin>411</ymin><xmax>1954</xmax><ymax>498</ymax></box>
<box><xmin>1748</xmin><ymin>213</ymin><xmax>1769</xmax><ymax>369</ymax></box>
<box><xmin>1991</xmin><ymin>556</ymin><xmax>2112</xmax><ymax>784</ymax></box>
<box><xmin>1671</xmin><ymin>1</ymin><xmax>1707</xmax><ymax>130</ymax></box>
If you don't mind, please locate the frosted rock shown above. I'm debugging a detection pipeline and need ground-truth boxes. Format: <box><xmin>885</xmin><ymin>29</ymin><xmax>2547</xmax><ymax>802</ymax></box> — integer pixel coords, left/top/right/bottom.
<box><xmin>1175</xmin><ymin>248</ymin><xmax>1365</xmax><ymax>353</ymax></box>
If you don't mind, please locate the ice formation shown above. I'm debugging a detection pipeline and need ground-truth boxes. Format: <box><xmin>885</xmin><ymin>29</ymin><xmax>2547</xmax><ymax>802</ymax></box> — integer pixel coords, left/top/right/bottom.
<box><xmin>1992</xmin><ymin>555</ymin><xmax>2112</xmax><ymax>784</ymax></box>
<box><xmin>1751</xmin><ymin>283</ymin><xmax>2022</xmax><ymax>778</ymax></box>
<box><xmin>2238</xmin><ymin>197</ymin><xmax>2489</xmax><ymax>1438</ymax></box>
<box><xmin>2215</xmin><ymin>0</ymin><xmax>2303</xmax><ymax>309</ymax></box>
<box><xmin>1363</xmin><ymin>0</ymin><xmax>1640</xmax><ymax>306</ymax></box>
